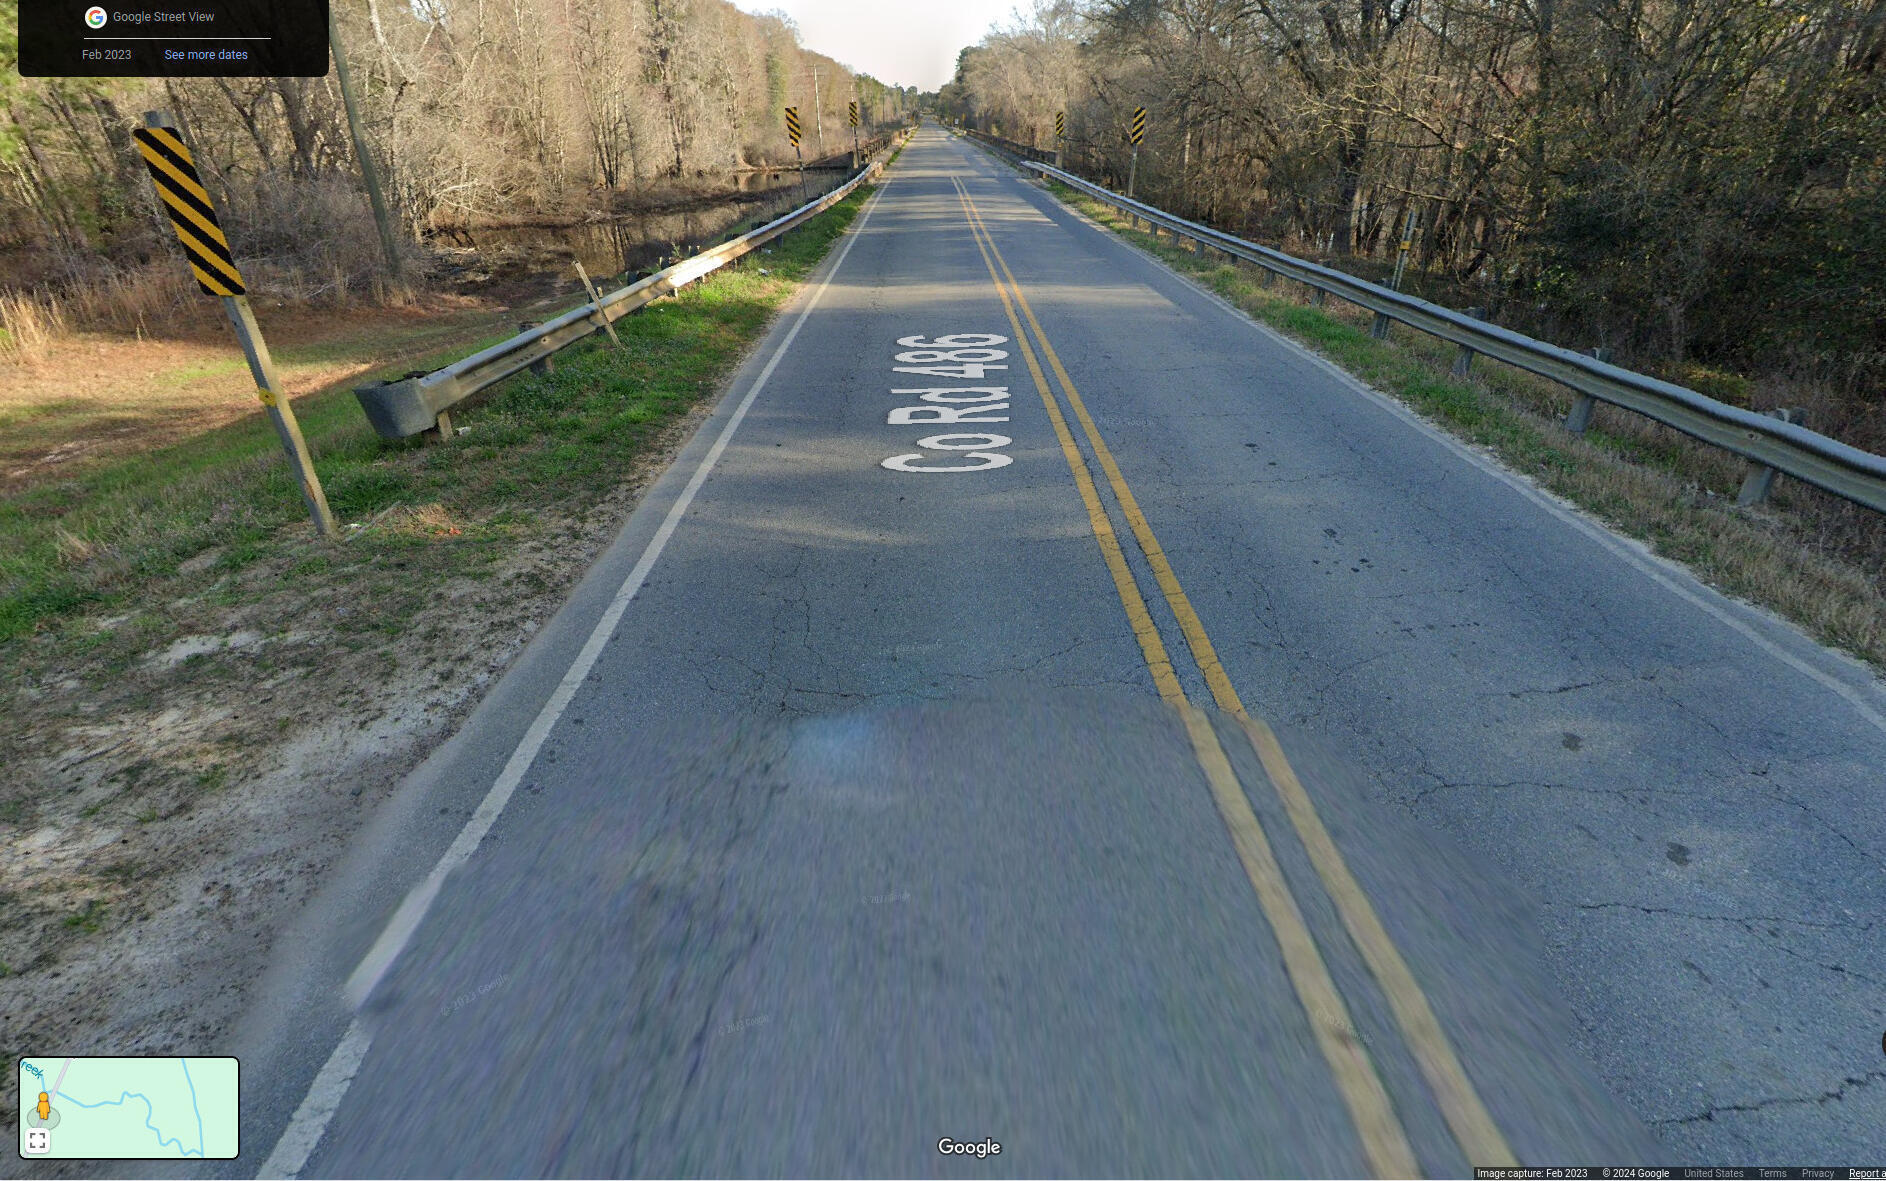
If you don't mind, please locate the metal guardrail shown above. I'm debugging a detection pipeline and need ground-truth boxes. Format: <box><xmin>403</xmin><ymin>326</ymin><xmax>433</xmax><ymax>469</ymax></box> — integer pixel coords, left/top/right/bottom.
<box><xmin>354</xmin><ymin>130</ymin><xmax>911</xmax><ymax>440</ymax></box>
<box><xmin>985</xmin><ymin>153</ymin><xmax>1886</xmax><ymax>515</ymax></box>
<box><xmin>962</xmin><ymin>128</ymin><xmax>1055</xmax><ymax>166</ymax></box>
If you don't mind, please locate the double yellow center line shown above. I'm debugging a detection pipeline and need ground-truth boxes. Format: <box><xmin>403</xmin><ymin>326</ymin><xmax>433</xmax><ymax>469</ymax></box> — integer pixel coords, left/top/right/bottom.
<box><xmin>949</xmin><ymin>174</ymin><xmax>1517</xmax><ymax>1177</ymax></box>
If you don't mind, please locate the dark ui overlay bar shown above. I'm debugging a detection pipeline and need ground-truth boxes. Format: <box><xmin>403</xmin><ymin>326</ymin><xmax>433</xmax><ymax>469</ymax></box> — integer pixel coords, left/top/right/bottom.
<box><xmin>1471</xmin><ymin>1162</ymin><xmax>1886</xmax><ymax>1169</ymax></box>
<box><xmin>18</xmin><ymin>0</ymin><xmax>328</xmax><ymax>76</ymax></box>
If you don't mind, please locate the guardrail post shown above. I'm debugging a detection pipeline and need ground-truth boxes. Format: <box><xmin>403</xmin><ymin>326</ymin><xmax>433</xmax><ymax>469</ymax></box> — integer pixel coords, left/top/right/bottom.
<box><xmin>1737</xmin><ymin>408</ymin><xmax>1806</xmax><ymax>506</ymax></box>
<box><xmin>520</xmin><ymin>321</ymin><xmax>554</xmax><ymax>376</ymax></box>
<box><xmin>1371</xmin><ymin>310</ymin><xmax>1392</xmax><ymax>340</ymax></box>
<box><xmin>1450</xmin><ymin>307</ymin><xmax>1487</xmax><ymax>376</ymax></box>
<box><xmin>1564</xmin><ymin>395</ymin><xmax>1596</xmax><ymax>434</ymax></box>
<box><xmin>1564</xmin><ymin>348</ymin><xmax>1611</xmax><ymax>434</ymax></box>
<box><xmin>1309</xmin><ymin>288</ymin><xmax>1325</xmax><ymax>308</ymax></box>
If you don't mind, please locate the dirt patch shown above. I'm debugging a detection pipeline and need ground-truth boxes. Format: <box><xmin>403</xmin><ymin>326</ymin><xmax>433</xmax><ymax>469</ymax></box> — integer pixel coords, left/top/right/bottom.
<box><xmin>0</xmin><ymin>397</ymin><xmax>712</xmax><ymax>1117</ymax></box>
<box><xmin>0</xmin><ymin>297</ymin><xmax>537</xmax><ymax>493</ymax></box>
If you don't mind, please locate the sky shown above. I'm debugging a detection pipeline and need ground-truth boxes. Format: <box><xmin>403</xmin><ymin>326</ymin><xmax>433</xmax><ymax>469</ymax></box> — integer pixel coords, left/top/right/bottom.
<box><xmin>730</xmin><ymin>0</ymin><xmax>1021</xmax><ymax>91</ymax></box>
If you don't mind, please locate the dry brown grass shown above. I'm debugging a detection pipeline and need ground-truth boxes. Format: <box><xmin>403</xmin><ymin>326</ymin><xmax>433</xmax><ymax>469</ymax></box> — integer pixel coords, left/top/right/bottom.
<box><xmin>0</xmin><ymin>265</ymin><xmax>198</xmax><ymax>364</ymax></box>
<box><xmin>0</xmin><ymin>290</ymin><xmax>70</xmax><ymax>364</ymax></box>
<box><xmin>1</xmin><ymin>176</ymin><xmax>424</xmax><ymax>365</ymax></box>
<box><xmin>51</xmin><ymin>526</ymin><xmax>100</xmax><ymax>567</ymax></box>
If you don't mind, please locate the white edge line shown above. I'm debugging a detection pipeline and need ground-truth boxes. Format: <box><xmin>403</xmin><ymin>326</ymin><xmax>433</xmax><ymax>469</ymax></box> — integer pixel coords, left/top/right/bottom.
<box><xmin>256</xmin><ymin>1022</ymin><xmax>369</xmax><ymax>1180</ymax></box>
<box><xmin>257</xmin><ymin>178</ymin><xmax>892</xmax><ymax>1181</ymax></box>
<box><xmin>1033</xmin><ymin>174</ymin><xmax>1886</xmax><ymax>741</ymax></box>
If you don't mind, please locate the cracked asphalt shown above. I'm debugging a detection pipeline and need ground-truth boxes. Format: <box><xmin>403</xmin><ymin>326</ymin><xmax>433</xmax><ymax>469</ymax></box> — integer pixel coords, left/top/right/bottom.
<box><xmin>224</xmin><ymin>126</ymin><xmax>1886</xmax><ymax>1176</ymax></box>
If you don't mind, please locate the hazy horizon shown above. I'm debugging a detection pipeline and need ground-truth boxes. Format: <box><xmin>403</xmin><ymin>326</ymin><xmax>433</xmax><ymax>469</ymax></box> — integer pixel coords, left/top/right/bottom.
<box><xmin>729</xmin><ymin>0</ymin><xmax>1018</xmax><ymax>90</ymax></box>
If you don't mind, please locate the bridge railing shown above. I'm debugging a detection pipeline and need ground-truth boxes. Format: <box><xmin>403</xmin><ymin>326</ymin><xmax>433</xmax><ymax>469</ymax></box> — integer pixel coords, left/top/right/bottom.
<box><xmin>961</xmin><ymin>128</ymin><xmax>1056</xmax><ymax>166</ymax></box>
<box><xmin>990</xmin><ymin>154</ymin><xmax>1886</xmax><ymax>515</ymax></box>
<box><xmin>353</xmin><ymin>130</ymin><xmax>911</xmax><ymax>441</ymax></box>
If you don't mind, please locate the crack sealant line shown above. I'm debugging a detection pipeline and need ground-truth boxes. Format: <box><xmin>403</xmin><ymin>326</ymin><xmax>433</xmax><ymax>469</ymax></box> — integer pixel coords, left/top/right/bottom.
<box><xmin>256</xmin><ymin>179</ymin><xmax>892</xmax><ymax>1181</ymax></box>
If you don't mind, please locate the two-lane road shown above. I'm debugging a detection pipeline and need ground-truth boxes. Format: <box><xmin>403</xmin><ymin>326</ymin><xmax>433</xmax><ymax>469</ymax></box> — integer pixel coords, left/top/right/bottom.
<box><xmin>229</xmin><ymin>125</ymin><xmax>1886</xmax><ymax>1177</ymax></box>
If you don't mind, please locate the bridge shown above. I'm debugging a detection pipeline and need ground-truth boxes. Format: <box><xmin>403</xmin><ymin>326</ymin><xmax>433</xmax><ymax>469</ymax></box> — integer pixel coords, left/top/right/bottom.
<box><xmin>234</xmin><ymin>125</ymin><xmax>1886</xmax><ymax>1177</ymax></box>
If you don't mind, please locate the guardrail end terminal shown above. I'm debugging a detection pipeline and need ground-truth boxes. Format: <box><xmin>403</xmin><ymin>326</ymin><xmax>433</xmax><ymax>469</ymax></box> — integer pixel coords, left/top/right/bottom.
<box><xmin>354</xmin><ymin>376</ymin><xmax>438</xmax><ymax>441</ymax></box>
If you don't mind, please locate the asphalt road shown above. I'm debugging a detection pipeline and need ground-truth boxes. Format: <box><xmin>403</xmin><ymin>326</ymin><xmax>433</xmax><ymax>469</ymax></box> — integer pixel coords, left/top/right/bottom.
<box><xmin>215</xmin><ymin>125</ymin><xmax>1886</xmax><ymax>1177</ymax></box>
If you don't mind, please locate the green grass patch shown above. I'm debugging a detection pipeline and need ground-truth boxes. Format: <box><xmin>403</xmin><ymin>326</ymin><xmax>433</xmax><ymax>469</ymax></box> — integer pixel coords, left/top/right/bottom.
<box><xmin>153</xmin><ymin>357</ymin><xmax>248</xmax><ymax>388</ymax></box>
<box><xmin>0</xmin><ymin>188</ymin><xmax>874</xmax><ymax>666</ymax></box>
<box><xmin>63</xmin><ymin>900</ymin><xmax>107</xmax><ymax>933</ymax></box>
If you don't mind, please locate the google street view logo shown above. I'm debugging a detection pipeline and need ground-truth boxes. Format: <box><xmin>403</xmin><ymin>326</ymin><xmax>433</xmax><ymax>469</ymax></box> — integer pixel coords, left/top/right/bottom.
<box><xmin>84</xmin><ymin>6</ymin><xmax>108</xmax><ymax>27</ymax></box>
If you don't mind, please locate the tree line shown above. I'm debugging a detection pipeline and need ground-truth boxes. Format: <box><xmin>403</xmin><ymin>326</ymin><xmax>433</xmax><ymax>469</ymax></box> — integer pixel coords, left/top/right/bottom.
<box><xmin>0</xmin><ymin>0</ymin><xmax>917</xmax><ymax>297</ymax></box>
<box><xmin>939</xmin><ymin>0</ymin><xmax>1883</xmax><ymax>392</ymax></box>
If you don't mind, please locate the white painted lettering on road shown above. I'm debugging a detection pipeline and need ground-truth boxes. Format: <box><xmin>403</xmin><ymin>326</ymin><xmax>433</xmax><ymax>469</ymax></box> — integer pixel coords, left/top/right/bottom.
<box><xmin>882</xmin><ymin>336</ymin><xmax>1016</xmax><ymax>473</ymax></box>
<box><xmin>887</xmin><ymin>404</ymin><xmax>1010</xmax><ymax>424</ymax></box>
<box><xmin>882</xmin><ymin>451</ymin><xmax>1013</xmax><ymax>473</ymax></box>
<box><xmin>914</xmin><ymin>432</ymin><xmax>1012</xmax><ymax>450</ymax></box>
<box><xmin>894</xmin><ymin>387</ymin><xmax>1009</xmax><ymax>402</ymax></box>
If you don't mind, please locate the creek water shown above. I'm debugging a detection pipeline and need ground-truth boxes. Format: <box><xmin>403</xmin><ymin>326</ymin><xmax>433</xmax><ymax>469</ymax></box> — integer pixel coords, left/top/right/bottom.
<box><xmin>431</xmin><ymin>168</ymin><xmax>850</xmax><ymax>283</ymax></box>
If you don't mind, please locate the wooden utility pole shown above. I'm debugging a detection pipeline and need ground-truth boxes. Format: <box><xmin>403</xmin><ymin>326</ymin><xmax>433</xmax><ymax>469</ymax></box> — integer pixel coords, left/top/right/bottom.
<box><xmin>810</xmin><ymin>68</ymin><xmax>825</xmax><ymax>157</ymax></box>
<box><xmin>137</xmin><ymin>112</ymin><xmax>337</xmax><ymax>538</ymax></box>
<box><xmin>328</xmin><ymin>8</ymin><xmax>401</xmax><ymax>279</ymax></box>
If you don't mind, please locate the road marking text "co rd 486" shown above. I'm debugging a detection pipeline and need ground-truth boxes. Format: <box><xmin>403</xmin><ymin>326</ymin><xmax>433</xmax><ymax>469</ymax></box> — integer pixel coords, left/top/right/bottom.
<box><xmin>881</xmin><ymin>333</ymin><xmax>1015</xmax><ymax>473</ymax></box>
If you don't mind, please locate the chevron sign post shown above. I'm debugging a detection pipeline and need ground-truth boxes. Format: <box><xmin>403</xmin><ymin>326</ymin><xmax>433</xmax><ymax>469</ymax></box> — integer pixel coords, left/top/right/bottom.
<box><xmin>1127</xmin><ymin>106</ymin><xmax>1146</xmax><ymax>197</ymax></box>
<box><xmin>136</xmin><ymin>112</ymin><xmax>335</xmax><ymax>537</ymax></box>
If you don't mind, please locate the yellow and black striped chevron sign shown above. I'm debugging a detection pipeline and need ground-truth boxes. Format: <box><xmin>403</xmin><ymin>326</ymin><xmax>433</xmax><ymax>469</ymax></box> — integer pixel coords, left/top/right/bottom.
<box><xmin>1129</xmin><ymin>107</ymin><xmax>1146</xmax><ymax>145</ymax></box>
<box><xmin>848</xmin><ymin>100</ymin><xmax>858</xmax><ymax>128</ymax></box>
<box><xmin>132</xmin><ymin>126</ymin><xmax>245</xmax><ymax>297</ymax></box>
<box><xmin>1055</xmin><ymin>111</ymin><xmax>1066</xmax><ymax>139</ymax></box>
<box><xmin>785</xmin><ymin>106</ymin><xmax>801</xmax><ymax>146</ymax></box>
